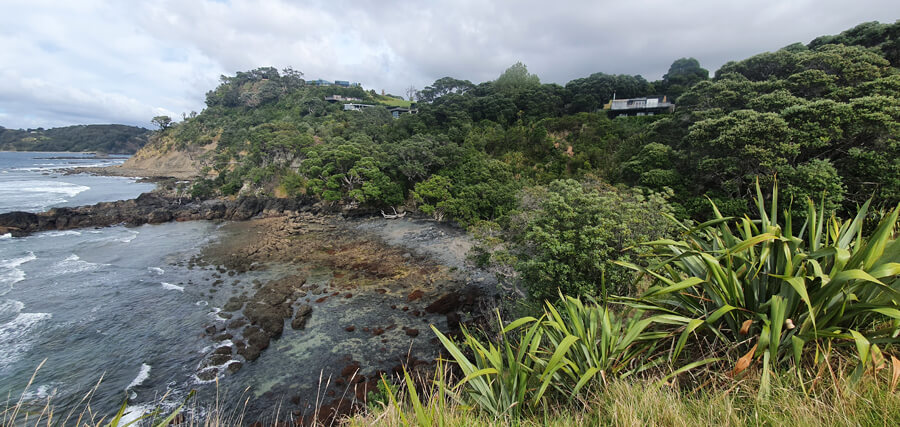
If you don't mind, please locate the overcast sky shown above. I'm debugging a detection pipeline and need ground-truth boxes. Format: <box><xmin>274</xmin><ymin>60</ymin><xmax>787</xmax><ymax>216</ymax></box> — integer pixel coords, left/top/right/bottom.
<box><xmin>0</xmin><ymin>0</ymin><xmax>896</xmax><ymax>129</ymax></box>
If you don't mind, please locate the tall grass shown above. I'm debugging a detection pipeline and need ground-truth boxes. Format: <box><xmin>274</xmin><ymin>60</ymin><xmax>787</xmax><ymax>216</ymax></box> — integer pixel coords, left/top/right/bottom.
<box><xmin>2</xmin><ymin>362</ymin><xmax>251</xmax><ymax>427</ymax></box>
<box><xmin>351</xmin><ymin>367</ymin><xmax>900</xmax><ymax>426</ymax></box>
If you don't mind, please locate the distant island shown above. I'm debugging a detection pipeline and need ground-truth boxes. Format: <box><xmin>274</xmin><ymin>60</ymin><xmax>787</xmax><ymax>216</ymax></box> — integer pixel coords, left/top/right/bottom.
<box><xmin>0</xmin><ymin>124</ymin><xmax>150</xmax><ymax>154</ymax></box>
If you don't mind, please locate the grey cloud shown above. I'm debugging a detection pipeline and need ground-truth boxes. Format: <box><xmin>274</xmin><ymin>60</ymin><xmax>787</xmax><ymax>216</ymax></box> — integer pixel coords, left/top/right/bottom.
<box><xmin>0</xmin><ymin>0</ymin><xmax>896</xmax><ymax>128</ymax></box>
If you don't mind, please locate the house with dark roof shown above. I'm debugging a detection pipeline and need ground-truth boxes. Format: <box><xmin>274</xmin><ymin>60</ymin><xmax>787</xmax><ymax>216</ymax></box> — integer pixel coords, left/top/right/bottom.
<box><xmin>603</xmin><ymin>95</ymin><xmax>674</xmax><ymax>118</ymax></box>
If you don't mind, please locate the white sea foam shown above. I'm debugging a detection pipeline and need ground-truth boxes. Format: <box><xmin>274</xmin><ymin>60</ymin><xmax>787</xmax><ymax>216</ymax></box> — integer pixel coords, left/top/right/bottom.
<box><xmin>53</xmin><ymin>254</ymin><xmax>103</xmax><ymax>274</ymax></box>
<box><xmin>0</xmin><ymin>252</ymin><xmax>37</xmax><ymax>286</ymax></box>
<box><xmin>0</xmin><ymin>233</ymin><xmax>10</xmax><ymax>240</ymax></box>
<box><xmin>39</xmin><ymin>230</ymin><xmax>82</xmax><ymax>238</ymax></box>
<box><xmin>0</xmin><ymin>180</ymin><xmax>90</xmax><ymax>197</ymax></box>
<box><xmin>0</xmin><ymin>311</ymin><xmax>52</xmax><ymax>368</ymax></box>
<box><xmin>198</xmin><ymin>339</ymin><xmax>234</xmax><ymax>357</ymax></box>
<box><xmin>0</xmin><ymin>299</ymin><xmax>25</xmax><ymax>317</ymax></box>
<box><xmin>118</xmin><ymin>230</ymin><xmax>139</xmax><ymax>243</ymax></box>
<box><xmin>0</xmin><ymin>180</ymin><xmax>90</xmax><ymax>211</ymax></box>
<box><xmin>193</xmin><ymin>360</ymin><xmax>240</xmax><ymax>385</ymax></box>
<box><xmin>119</xmin><ymin>403</ymin><xmax>154</xmax><ymax>425</ymax></box>
<box><xmin>148</xmin><ymin>267</ymin><xmax>164</xmax><ymax>275</ymax></box>
<box><xmin>126</xmin><ymin>363</ymin><xmax>152</xmax><ymax>399</ymax></box>
<box><xmin>208</xmin><ymin>307</ymin><xmax>227</xmax><ymax>321</ymax></box>
<box><xmin>161</xmin><ymin>282</ymin><xmax>184</xmax><ymax>292</ymax></box>
<box><xmin>20</xmin><ymin>383</ymin><xmax>60</xmax><ymax>402</ymax></box>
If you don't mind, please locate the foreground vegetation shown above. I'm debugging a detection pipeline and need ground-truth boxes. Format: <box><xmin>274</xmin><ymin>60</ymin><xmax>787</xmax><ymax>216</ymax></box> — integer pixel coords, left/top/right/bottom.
<box><xmin>351</xmin><ymin>372</ymin><xmax>900</xmax><ymax>426</ymax></box>
<box><xmin>348</xmin><ymin>184</ymin><xmax>898</xmax><ymax>426</ymax></box>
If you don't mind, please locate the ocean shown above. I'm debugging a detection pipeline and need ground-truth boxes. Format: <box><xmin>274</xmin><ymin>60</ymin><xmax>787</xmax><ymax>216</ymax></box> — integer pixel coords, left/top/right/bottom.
<box><xmin>0</xmin><ymin>152</ymin><xmax>229</xmax><ymax>421</ymax></box>
<box><xmin>0</xmin><ymin>152</ymin><xmax>155</xmax><ymax>214</ymax></box>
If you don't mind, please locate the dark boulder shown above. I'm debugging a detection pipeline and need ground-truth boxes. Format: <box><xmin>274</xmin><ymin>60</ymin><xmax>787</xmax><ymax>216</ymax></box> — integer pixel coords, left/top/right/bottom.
<box><xmin>425</xmin><ymin>292</ymin><xmax>460</xmax><ymax>314</ymax></box>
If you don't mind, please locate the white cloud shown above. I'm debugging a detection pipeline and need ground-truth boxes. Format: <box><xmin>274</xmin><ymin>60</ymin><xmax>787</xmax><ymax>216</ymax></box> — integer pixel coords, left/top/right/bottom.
<box><xmin>0</xmin><ymin>0</ymin><xmax>896</xmax><ymax>129</ymax></box>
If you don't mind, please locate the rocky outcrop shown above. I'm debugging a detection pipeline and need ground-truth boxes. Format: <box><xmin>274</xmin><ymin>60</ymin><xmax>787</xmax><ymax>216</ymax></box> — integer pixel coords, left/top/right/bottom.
<box><xmin>0</xmin><ymin>193</ymin><xmax>317</xmax><ymax>237</ymax></box>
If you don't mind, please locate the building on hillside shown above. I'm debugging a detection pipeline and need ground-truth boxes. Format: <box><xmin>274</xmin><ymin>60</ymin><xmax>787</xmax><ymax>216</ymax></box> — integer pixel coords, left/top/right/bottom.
<box><xmin>343</xmin><ymin>103</ymin><xmax>376</xmax><ymax>111</ymax></box>
<box><xmin>311</xmin><ymin>79</ymin><xmax>361</xmax><ymax>88</ymax></box>
<box><xmin>603</xmin><ymin>95</ymin><xmax>674</xmax><ymax>118</ymax></box>
<box><xmin>386</xmin><ymin>106</ymin><xmax>418</xmax><ymax>119</ymax></box>
<box><xmin>324</xmin><ymin>95</ymin><xmax>360</xmax><ymax>102</ymax></box>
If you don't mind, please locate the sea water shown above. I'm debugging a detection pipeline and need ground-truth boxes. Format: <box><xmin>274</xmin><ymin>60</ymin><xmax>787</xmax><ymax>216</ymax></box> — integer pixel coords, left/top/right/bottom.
<box><xmin>0</xmin><ymin>152</ymin><xmax>155</xmax><ymax>214</ymax></box>
<box><xmin>0</xmin><ymin>152</ymin><xmax>223</xmax><ymax>419</ymax></box>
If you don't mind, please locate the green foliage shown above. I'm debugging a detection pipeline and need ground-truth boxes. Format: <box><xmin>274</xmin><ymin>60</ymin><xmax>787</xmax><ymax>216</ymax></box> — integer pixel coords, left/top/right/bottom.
<box><xmin>300</xmin><ymin>137</ymin><xmax>403</xmax><ymax>205</ymax></box>
<box><xmin>431</xmin><ymin>293</ymin><xmax>706</xmax><ymax>418</ymax></box>
<box><xmin>431</xmin><ymin>316</ymin><xmax>545</xmax><ymax>417</ymax></box>
<box><xmin>154</xmin><ymin>20</ymin><xmax>898</xmax><ymax>223</ymax></box>
<box><xmin>779</xmin><ymin>159</ymin><xmax>846</xmax><ymax>215</ymax></box>
<box><xmin>494</xmin><ymin>62</ymin><xmax>541</xmax><ymax>94</ymax></box>
<box><xmin>151</xmin><ymin>115</ymin><xmax>172</xmax><ymax>130</ymax></box>
<box><xmin>412</xmin><ymin>153</ymin><xmax>520</xmax><ymax>225</ymax></box>
<box><xmin>366</xmin><ymin>376</ymin><xmax>398</xmax><ymax>412</ymax></box>
<box><xmin>190</xmin><ymin>178</ymin><xmax>216</xmax><ymax>199</ymax></box>
<box><xmin>564</xmin><ymin>73</ymin><xmax>652</xmax><ymax>113</ymax></box>
<box><xmin>666</xmin><ymin>40</ymin><xmax>899</xmax><ymax>218</ymax></box>
<box><xmin>417</xmin><ymin>76</ymin><xmax>476</xmax><ymax>102</ymax></box>
<box><xmin>384</xmin><ymin>134</ymin><xmax>463</xmax><ymax>186</ymax></box>
<box><xmin>518</xmin><ymin>179</ymin><xmax>676</xmax><ymax>299</ymax></box>
<box><xmin>659</xmin><ymin>57</ymin><xmax>709</xmax><ymax>100</ymax></box>
<box><xmin>809</xmin><ymin>20</ymin><xmax>900</xmax><ymax>66</ymax></box>
<box><xmin>618</xmin><ymin>181</ymin><xmax>900</xmax><ymax>395</ymax></box>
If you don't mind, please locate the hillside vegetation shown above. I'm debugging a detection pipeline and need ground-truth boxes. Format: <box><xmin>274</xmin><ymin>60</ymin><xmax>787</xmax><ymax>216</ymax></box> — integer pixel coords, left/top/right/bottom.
<box><xmin>0</xmin><ymin>124</ymin><xmax>150</xmax><ymax>154</ymax></box>
<box><xmin>150</xmin><ymin>22</ymin><xmax>898</xmax><ymax>224</ymax></box>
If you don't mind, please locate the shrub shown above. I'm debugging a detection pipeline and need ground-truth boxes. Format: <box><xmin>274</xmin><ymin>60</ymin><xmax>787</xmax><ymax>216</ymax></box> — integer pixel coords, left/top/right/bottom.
<box><xmin>618</xmin><ymin>180</ymin><xmax>900</xmax><ymax>395</ymax></box>
<box><xmin>518</xmin><ymin>179</ymin><xmax>676</xmax><ymax>300</ymax></box>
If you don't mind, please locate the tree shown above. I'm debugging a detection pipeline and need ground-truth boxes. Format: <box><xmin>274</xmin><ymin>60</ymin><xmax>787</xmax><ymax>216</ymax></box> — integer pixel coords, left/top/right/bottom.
<box><xmin>151</xmin><ymin>115</ymin><xmax>172</xmax><ymax>131</ymax></box>
<box><xmin>495</xmin><ymin>62</ymin><xmax>540</xmax><ymax>94</ymax></box>
<box><xmin>385</xmin><ymin>134</ymin><xmax>462</xmax><ymax>186</ymax></box>
<box><xmin>658</xmin><ymin>57</ymin><xmax>709</xmax><ymax>101</ymax></box>
<box><xmin>406</xmin><ymin>85</ymin><xmax>418</xmax><ymax>101</ymax></box>
<box><xmin>417</xmin><ymin>77</ymin><xmax>476</xmax><ymax>102</ymax></box>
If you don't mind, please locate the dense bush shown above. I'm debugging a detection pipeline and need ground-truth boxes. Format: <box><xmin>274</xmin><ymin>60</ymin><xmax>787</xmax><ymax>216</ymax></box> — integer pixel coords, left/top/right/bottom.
<box><xmin>618</xmin><ymin>182</ymin><xmax>900</xmax><ymax>394</ymax></box>
<box><xmin>412</xmin><ymin>152</ymin><xmax>520</xmax><ymax>225</ymax></box>
<box><xmin>517</xmin><ymin>179</ymin><xmax>676</xmax><ymax>299</ymax></box>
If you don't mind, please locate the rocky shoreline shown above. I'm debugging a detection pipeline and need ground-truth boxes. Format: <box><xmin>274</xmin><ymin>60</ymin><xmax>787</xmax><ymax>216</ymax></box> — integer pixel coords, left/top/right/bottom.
<box><xmin>1</xmin><ymin>186</ymin><xmax>498</xmax><ymax>424</ymax></box>
<box><xmin>0</xmin><ymin>193</ymin><xmax>318</xmax><ymax>237</ymax></box>
<box><xmin>192</xmin><ymin>213</ymin><xmax>494</xmax><ymax>424</ymax></box>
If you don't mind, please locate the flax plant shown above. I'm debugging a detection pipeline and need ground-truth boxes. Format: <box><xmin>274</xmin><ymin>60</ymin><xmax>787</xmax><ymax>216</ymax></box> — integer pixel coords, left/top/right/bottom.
<box><xmin>430</xmin><ymin>294</ymin><xmax>708</xmax><ymax>417</ymax></box>
<box><xmin>617</xmin><ymin>180</ymin><xmax>900</xmax><ymax>395</ymax></box>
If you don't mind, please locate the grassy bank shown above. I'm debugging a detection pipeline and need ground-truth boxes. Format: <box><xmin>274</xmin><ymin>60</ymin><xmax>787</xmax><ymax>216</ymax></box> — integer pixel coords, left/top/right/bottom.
<box><xmin>349</xmin><ymin>370</ymin><xmax>900</xmax><ymax>426</ymax></box>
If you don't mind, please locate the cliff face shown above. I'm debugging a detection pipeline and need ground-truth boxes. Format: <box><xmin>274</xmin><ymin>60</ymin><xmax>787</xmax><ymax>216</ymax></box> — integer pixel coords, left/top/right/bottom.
<box><xmin>110</xmin><ymin>134</ymin><xmax>216</xmax><ymax>179</ymax></box>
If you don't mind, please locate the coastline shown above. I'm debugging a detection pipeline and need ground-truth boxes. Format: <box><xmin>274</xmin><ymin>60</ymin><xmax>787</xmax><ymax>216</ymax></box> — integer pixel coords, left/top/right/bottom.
<box><xmin>194</xmin><ymin>213</ymin><xmax>494</xmax><ymax>423</ymax></box>
<box><xmin>2</xmin><ymin>163</ymin><xmax>498</xmax><ymax>424</ymax></box>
